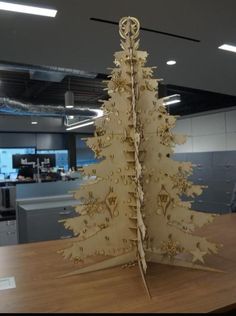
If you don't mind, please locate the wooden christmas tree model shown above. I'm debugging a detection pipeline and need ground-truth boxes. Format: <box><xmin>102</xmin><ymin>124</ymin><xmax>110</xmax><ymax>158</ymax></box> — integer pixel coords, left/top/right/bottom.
<box><xmin>58</xmin><ymin>17</ymin><xmax>221</xmax><ymax>295</ymax></box>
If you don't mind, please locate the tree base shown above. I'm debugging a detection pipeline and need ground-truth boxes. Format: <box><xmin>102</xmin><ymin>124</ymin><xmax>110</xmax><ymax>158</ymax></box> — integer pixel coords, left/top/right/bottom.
<box><xmin>146</xmin><ymin>251</ymin><xmax>224</xmax><ymax>273</ymax></box>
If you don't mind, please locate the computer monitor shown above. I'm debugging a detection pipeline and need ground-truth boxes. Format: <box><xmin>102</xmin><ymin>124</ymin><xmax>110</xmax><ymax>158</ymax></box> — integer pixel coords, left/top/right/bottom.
<box><xmin>37</xmin><ymin>154</ymin><xmax>56</xmax><ymax>167</ymax></box>
<box><xmin>12</xmin><ymin>154</ymin><xmax>36</xmax><ymax>168</ymax></box>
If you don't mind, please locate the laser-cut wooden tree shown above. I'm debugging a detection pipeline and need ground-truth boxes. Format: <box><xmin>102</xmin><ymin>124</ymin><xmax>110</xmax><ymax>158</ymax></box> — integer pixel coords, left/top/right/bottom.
<box><xmin>58</xmin><ymin>17</ymin><xmax>221</xmax><ymax>296</ymax></box>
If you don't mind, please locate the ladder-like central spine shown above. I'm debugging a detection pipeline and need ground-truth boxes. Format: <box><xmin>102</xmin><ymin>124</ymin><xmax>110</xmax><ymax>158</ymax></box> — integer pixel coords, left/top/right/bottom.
<box><xmin>126</xmin><ymin>18</ymin><xmax>147</xmax><ymax>276</ymax></box>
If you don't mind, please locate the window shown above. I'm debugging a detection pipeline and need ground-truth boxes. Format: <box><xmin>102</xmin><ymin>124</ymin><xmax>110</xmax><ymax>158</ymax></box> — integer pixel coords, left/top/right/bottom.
<box><xmin>0</xmin><ymin>148</ymin><xmax>35</xmax><ymax>178</ymax></box>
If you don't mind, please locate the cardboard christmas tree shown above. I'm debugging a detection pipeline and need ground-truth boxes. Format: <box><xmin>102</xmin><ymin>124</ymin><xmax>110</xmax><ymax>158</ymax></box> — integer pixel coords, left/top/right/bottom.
<box><xmin>58</xmin><ymin>16</ymin><xmax>221</xmax><ymax>296</ymax></box>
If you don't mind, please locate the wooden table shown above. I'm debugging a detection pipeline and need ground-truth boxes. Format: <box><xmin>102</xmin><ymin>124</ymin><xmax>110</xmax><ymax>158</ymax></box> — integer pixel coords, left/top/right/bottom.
<box><xmin>0</xmin><ymin>214</ymin><xmax>236</xmax><ymax>313</ymax></box>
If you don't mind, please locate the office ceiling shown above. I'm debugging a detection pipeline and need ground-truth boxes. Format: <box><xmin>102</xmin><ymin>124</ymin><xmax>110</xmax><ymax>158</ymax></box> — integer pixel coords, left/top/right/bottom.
<box><xmin>0</xmin><ymin>68</ymin><xmax>236</xmax><ymax>119</ymax></box>
<box><xmin>0</xmin><ymin>0</ymin><xmax>236</xmax><ymax>134</ymax></box>
<box><xmin>0</xmin><ymin>0</ymin><xmax>235</xmax><ymax>97</ymax></box>
<box><xmin>0</xmin><ymin>68</ymin><xmax>106</xmax><ymax>108</ymax></box>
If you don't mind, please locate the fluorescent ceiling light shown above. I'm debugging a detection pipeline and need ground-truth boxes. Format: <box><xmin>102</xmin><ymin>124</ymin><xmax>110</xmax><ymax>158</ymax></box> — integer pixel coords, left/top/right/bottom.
<box><xmin>218</xmin><ymin>44</ymin><xmax>236</xmax><ymax>53</ymax></box>
<box><xmin>0</xmin><ymin>1</ymin><xmax>57</xmax><ymax>17</ymax></box>
<box><xmin>163</xmin><ymin>94</ymin><xmax>181</xmax><ymax>106</ymax></box>
<box><xmin>65</xmin><ymin>109</ymin><xmax>104</xmax><ymax>130</ymax></box>
<box><xmin>164</xmin><ymin>99</ymin><xmax>181</xmax><ymax>105</ymax></box>
<box><xmin>31</xmin><ymin>121</ymin><xmax>38</xmax><ymax>125</ymax></box>
<box><xmin>66</xmin><ymin>121</ymin><xmax>94</xmax><ymax>131</ymax></box>
<box><xmin>65</xmin><ymin>91</ymin><xmax>74</xmax><ymax>109</ymax></box>
<box><xmin>166</xmin><ymin>60</ymin><xmax>176</xmax><ymax>65</ymax></box>
<box><xmin>92</xmin><ymin>109</ymin><xmax>104</xmax><ymax>118</ymax></box>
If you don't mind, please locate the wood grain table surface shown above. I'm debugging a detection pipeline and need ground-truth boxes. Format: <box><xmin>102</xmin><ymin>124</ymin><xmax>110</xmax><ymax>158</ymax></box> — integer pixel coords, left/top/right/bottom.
<box><xmin>0</xmin><ymin>213</ymin><xmax>236</xmax><ymax>313</ymax></box>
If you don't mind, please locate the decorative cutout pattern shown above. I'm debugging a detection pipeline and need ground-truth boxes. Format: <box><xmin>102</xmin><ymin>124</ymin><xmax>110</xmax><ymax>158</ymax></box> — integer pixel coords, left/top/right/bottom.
<box><xmin>157</xmin><ymin>185</ymin><xmax>172</xmax><ymax>216</ymax></box>
<box><xmin>58</xmin><ymin>17</ymin><xmax>221</xmax><ymax>297</ymax></box>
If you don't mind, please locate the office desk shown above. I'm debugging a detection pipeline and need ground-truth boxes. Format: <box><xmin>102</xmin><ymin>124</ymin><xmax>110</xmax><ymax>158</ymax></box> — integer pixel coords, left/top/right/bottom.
<box><xmin>0</xmin><ymin>180</ymin><xmax>35</xmax><ymax>185</ymax></box>
<box><xmin>0</xmin><ymin>214</ymin><xmax>236</xmax><ymax>313</ymax></box>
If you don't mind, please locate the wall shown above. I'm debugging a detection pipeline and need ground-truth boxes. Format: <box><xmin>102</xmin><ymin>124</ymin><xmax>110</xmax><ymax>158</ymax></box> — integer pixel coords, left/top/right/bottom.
<box><xmin>173</xmin><ymin>108</ymin><xmax>236</xmax><ymax>153</ymax></box>
<box><xmin>172</xmin><ymin>108</ymin><xmax>236</xmax><ymax>214</ymax></box>
<box><xmin>0</xmin><ymin>133</ymin><xmax>66</xmax><ymax>150</ymax></box>
<box><xmin>0</xmin><ymin>115</ymin><xmax>65</xmax><ymax>133</ymax></box>
<box><xmin>0</xmin><ymin>115</ymin><xmax>95</xmax><ymax>134</ymax></box>
<box><xmin>174</xmin><ymin>151</ymin><xmax>236</xmax><ymax>214</ymax></box>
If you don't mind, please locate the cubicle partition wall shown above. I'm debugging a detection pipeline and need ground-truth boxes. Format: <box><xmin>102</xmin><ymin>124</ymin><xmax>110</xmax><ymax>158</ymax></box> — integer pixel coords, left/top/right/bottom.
<box><xmin>16</xmin><ymin>180</ymin><xmax>83</xmax><ymax>244</ymax></box>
